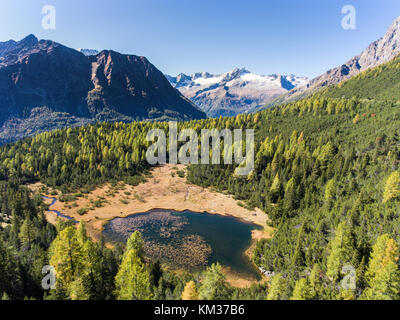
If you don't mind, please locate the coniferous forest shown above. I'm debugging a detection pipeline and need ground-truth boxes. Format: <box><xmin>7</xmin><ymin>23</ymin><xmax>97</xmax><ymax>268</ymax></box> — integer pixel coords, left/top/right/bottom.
<box><xmin>1</xmin><ymin>53</ymin><xmax>400</xmax><ymax>300</ymax></box>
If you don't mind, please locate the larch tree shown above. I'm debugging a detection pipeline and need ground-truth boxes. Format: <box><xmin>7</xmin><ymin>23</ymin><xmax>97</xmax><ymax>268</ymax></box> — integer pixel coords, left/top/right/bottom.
<box><xmin>69</xmin><ymin>277</ymin><xmax>90</xmax><ymax>300</ymax></box>
<box><xmin>49</xmin><ymin>226</ymin><xmax>88</xmax><ymax>290</ymax></box>
<box><xmin>269</xmin><ymin>173</ymin><xmax>282</xmax><ymax>203</ymax></box>
<box><xmin>362</xmin><ymin>234</ymin><xmax>400</xmax><ymax>300</ymax></box>
<box><xmin>126</xmin><ymin>231</ymin><xmax>145</xmax><ymax>261</ymax></box>
<box><xmin>324</xmin><ymin>179</ymin><xmax>336</xmax><ymax>203</ymax></box>
<box><xmin>114</xmin><ymin>249</ymin><xmax>153</xmax><ymax>300</ymax></box>
<box><xmin>181</xmin><ymin>280</ymin><xmax>199</xmax><ymax>300</ymax></box>
<box><xmin>266</xmin><ymin>273</ymin><xmax>289</xmax><ymax>300</ymax></box>
<box><xmin>291</xmin><ymin>278</ymin><xmax>311</xmax><ymax>300</ymax></box>
<box><xmin>383</xmin><ymin>171</ymin><xmax>400</xmax><ymax>203</ymax></box>
<box><xmin>198</xmin><ymin>263</ymin><xmax>231</xmax><ymax>300</ymax></box>
<box><xmin>326</xmin><ymin>221</ymin><xmax>357</xmax><ymax>282</ymax></box>
<box><xmin>308</xmin><ymin>264</ymin><xmax>323</xmax><ymax>299</ymax></box>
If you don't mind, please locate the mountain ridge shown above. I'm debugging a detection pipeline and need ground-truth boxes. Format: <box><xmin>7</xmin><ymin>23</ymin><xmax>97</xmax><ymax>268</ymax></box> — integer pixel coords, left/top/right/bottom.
<box><xmin>256</xmin><ymin>15</ymin><xmax>400</xmax><ymax>111</ymax></box>
<box><xmin>167</xmin><ymin>68</ymin><xmax>308</xmax><ymax>117</ymax></box>
<box><xmin>0</xmin><ymin>35</ymin><xmax>205</xmax><ymax>144</ymax></box>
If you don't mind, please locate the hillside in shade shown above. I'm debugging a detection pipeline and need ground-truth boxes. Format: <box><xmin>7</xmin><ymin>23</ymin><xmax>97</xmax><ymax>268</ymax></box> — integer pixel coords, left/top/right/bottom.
<box><xmin>0</xmin><ymin>35</ymin><xmax>205</xmax><ymax>144</ymax></box>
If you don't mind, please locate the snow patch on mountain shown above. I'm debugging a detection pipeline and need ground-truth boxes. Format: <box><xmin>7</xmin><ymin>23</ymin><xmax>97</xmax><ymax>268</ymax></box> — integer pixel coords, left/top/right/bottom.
<box><xmin>78</xmin><ymin>48</ymin><xmax>99</xmax><ymax>56</ymax></box>
<box><xmin>167</xmin><ymin>68</ymin><xmax>308</xmax><ymax>117</ymax></box>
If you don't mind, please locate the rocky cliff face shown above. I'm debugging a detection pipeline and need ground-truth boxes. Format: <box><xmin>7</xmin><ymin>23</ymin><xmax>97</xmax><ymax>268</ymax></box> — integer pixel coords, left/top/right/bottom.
<box><xmin>167</xmin><ymin>68</ymin><xmax>308</xmax><ymax>117</ymax></box>
<box><xmin>285</xmin><ymin>16</ymin><xmax>400</xmax><ymax>100</ymax></box>
<box><xmin>0</xmin><ymin>35</ymin><xmax>205</xmax><ymax>143</ymax></box>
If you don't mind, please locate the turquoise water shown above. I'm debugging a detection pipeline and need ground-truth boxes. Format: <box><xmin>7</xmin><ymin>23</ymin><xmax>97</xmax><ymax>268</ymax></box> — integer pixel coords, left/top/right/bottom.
<box><xmin>103</xmin><ymin>209</ymin><xmax>262</xmax><ymax>279</ymax></box>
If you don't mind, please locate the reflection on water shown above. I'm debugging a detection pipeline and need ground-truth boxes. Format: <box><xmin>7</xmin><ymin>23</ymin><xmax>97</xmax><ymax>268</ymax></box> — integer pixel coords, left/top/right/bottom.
<box><xmin>103</xmin><ymin>209</ymin><xmax>261</xmax><ymax>279</ymax></box>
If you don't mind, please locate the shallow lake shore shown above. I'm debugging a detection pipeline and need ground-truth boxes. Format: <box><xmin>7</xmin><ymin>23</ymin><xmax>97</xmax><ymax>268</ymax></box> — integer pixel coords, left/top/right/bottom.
<box><xmin>30</xmin><ymin>164</ymin><xmax>273</xmax><ymax>287</ymax></box>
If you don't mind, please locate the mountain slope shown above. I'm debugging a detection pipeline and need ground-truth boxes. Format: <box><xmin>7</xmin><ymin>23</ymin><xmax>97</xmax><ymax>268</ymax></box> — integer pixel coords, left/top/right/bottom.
<box><xmin>1</xmin><ymin>51</ymin><xmax>400</xmax><ymax>300</ymax></box>
<box><xmin>167</xmin><ymin>68</ymin><xmax>308</xmax><ymax>117</ymax></box>
<box><xmin>320</xmin><ymin>53</ymin><xmax>400</xmax><ymax>101</ymax></box>
<box><xmin>0</xmin><ymin>35</ymin><xmax>205</xmax><ymax>144</ymax></box>
<box><xmin>254</xmin><ymin>15</ymin><xmax>400</xmax><ymax>112</ymax></box>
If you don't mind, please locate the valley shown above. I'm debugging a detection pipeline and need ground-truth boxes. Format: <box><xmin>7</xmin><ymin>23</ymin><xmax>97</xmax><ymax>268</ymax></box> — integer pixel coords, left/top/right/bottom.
<box><xmin>30</xmin><ymin>164</ymin><xmax>272</xmax><ymax>287</ymax></box>
<box><xmin>1</xmin><ymin>8</ymin><xmax>400</xmax><ymax>302</ymax></box>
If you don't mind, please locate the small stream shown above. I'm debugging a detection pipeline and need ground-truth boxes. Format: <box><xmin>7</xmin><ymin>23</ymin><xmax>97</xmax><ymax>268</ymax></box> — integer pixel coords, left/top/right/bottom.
<box><xmin>42</xmin><ymin>195</ymin><xmax>78</xmax><ymax>223</ymax></box>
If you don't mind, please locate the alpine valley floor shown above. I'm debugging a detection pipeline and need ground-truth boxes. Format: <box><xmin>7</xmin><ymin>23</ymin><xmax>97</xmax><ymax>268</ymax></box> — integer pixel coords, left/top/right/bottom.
<box><xmin>29</xmin><ymin>164</ymin><xmax>273</xmax><ymax>288</ymax></box>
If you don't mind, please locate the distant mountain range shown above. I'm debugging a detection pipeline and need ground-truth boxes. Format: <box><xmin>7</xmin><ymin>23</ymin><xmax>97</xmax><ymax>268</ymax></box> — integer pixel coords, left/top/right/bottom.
<box><xmin>256</xmin><ymin>15</ymin><xmax>400</xmax><ymax>111</ymax></box>
<box><xmin>0</xmin><ymin>35</ymin><xmax>206</xmax><ymax>143</ymax></box>
<box><xmin>0</xmin><ymin>35</ymin><xmax>205</xmax><ymax>143</ymax></box>
<box><xmin>166</xmin><ymin>68</ymin><xmax>308</xmax><ymax>117</ymax></box>
<box><xmin>1</xmin><ymin>15</ymin><xmax>400</xmax><ymax>143</ymax></box>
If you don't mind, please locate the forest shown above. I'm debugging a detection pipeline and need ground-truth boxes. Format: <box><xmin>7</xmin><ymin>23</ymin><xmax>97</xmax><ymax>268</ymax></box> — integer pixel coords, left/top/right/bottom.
<box><xmin>1</xmin><ymin>54</ymin><xmax>400</xmax><ymax>300</ymax></box>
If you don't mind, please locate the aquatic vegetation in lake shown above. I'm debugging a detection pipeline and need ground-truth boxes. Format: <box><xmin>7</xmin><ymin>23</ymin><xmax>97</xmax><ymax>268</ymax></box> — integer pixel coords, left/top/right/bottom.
<box><xmin>103</xmin><ymin>209</ymin><xmax>260</xmax><ymax>277</ymax></box>
<box><xmin>104</xmin><ymin>210</ymin><xmax>213</xmax><ymax>269</ymax></box>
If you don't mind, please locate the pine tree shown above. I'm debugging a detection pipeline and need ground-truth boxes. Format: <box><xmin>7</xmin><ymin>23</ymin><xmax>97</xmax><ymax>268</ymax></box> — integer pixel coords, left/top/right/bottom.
<box><xmin>181</xmin><ymin>280</ymin><xmax>199</xmax><ymax>300</ymax></box>
<box><xmin>18</xmin><ymin>217</ymin><xmax>37</xmax><ymax>247</ymax></box>
<box><xmin>284</xmin><ymin>177</ymin><xmax>297</xmax><ymax>211</ymax></box>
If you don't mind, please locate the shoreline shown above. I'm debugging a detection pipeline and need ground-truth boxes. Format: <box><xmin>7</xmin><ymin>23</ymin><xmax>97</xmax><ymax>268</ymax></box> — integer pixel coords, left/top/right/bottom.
<box><xmin>32</xmin><ymin>164</ymin><xmax>273</xmax><ymax>287</ymax></box>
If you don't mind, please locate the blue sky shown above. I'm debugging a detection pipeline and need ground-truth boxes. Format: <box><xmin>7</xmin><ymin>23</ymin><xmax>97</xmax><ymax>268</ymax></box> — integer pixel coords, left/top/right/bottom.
<box><xmin>0</xmin><ymin>0</ymin><xmax>399</xmax><ymax>78</ymax></box>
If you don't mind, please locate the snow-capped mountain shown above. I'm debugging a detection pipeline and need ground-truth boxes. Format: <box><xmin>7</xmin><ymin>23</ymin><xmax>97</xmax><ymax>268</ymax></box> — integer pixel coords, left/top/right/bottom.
<box><xmin>166</xmin><ymin>68</ymin><xmax>308</xmax><ymax>117</ymax></box>
<box><xmin>78</xmin><ymin>48</ymin><xmax>99</xmax><ymax>56</ymax></box>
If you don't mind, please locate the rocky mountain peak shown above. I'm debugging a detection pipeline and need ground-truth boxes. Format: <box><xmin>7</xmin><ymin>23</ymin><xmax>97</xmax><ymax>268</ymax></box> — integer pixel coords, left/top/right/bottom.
<box><xmin>284</xmin><ymin>15</ymin><xmax>400</xmax><ymax>101</ymax></box>
<box><xmin>167</xmin><ymin>68</ymin><xmax>308</xmax><ymax>117</ymax></box>
<box><xmin>222</xmin><ymin>67</ymin><xmax>250</xmax><ymax>82</ymax></box>
<box><xmin>356</xmin><ymin>15</ymin><xmax>400</xmax><ymax>69</ymax></box>
<box><xmin>0</xmin><ymin>35</ymin><xmax>205</xmax><ymax>143</ymax></box>
<box><xmin>19</xmin><ymin>34</ymin><xmax>38</xmax><ymax>46</ymax></box>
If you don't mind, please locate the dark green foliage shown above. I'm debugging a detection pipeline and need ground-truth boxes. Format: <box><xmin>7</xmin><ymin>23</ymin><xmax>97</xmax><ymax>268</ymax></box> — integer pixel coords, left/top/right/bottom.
<box><xmin>0</xmin><ymin>182</ymin><xmax>57</xmax><ymax>299</ymax></box>
<box><xmin>1</xmin><ymin>54</ymin><xmax>400</xmax><ymax>299</ymax></box>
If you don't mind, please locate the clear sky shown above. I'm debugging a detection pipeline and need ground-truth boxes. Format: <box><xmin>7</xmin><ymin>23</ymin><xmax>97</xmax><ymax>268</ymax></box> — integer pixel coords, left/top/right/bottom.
<box><xmin>0</xmin><ymin>0</ymin><xmax>399</xmax><ymax>78</ymax></box>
